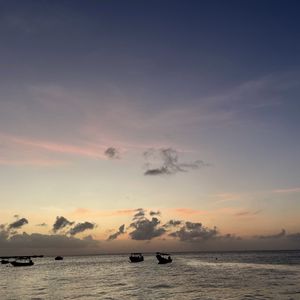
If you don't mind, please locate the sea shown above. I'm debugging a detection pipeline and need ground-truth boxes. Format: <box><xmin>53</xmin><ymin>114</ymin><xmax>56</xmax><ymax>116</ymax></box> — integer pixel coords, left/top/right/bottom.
<box><xmin>1</xmin><ymin>251</ymin><xmax>300</xmax><ymax>299</ymax></box>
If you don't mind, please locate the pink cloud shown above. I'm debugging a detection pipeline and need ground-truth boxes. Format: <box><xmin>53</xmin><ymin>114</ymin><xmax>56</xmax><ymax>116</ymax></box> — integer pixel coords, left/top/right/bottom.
<box><xmin>0</xmin><ymin>133</ymin><xmax>107</xmax><ymax>160</ymax></box>
<box><xmin>10</xmin><ymin>136</ymin><xmax>106</xmax><ymax>158</ymax></box>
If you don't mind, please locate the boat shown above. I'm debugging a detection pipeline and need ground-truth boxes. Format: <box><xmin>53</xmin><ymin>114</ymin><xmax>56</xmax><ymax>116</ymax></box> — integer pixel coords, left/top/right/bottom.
<box><xmin>10</xmin><ymin>257</ymin><xmax>34</xmax><ymax>267</ymax></box>
<box><xmin>129</xmin><ymin>253</ymin><xmax>144</xmax><ymax>263</ymax></box>
<box><xmin>55</xmin><ymin>256</ymin><xmax>63</xmax><ymax>260</ymax></box>
<box><xmin>1</xmin><ymin>259</ymin><xmax>9</xmax><ymax>264</ymax></box>
<box><xmin>156</xmin><ymin>252</ymin><xmax>172</xmax><ymax>264</ymax></box>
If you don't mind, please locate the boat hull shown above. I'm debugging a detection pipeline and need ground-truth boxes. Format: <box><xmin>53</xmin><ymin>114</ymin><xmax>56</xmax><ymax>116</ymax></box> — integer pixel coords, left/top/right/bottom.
<box><xmin>156</xmin><ymin>255</ymin><xmax>172</xmax><ymax>264</ymax></box>
<box><xmin>129</xmin><ymin>256</ymin><xmax>144</xmax><ymax>263</ymax></box>
<box><xmin>10</xmin><ymin>261</ymin><xmax>34</xmax><ymax>267</ymax></box>
<box><xmin>1</xmin><ymin>260</ymin><xmax>9</xmax><ymax>264</ymax></box>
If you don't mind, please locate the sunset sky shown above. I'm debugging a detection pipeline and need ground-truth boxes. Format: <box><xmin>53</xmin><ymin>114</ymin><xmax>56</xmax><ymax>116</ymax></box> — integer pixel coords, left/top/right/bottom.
<box><xmin>1</xmin><ymin>0</ymin><xmax>300</xmax><ymax>255</ymax></box>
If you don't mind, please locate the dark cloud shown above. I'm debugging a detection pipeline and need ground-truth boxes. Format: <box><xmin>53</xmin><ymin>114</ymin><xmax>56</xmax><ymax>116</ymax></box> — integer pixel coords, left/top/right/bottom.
<box><xmin>169</xmin><ymin>221</ymin><xmax>218</xmax><ymax>242</ymax></box>
<box><xmin>129</xmin><ymin>217</ymin><xmax>166</xmax><ymax>240</ymax></box>
<box><xmin>257</xmin><ymin>229</ymin><xmax>286</xmax><ymax>239</ymax></box>
<box><xmin>8</xmin><ymin>217</ymin><xmax>28</xmax><ymax>230</ymax></box>
<box><xmin>144</xmin><ymin>167</ymin><xmax>170</xmax><ymax>176</ymax></box>
<box><xmin>104</xmin><ymin>147</ymin><xmax>120</xmax><ymax>159</ymax></box>
<box><xmin>69</xmin><ymin>222</ymin><xmax>95</xmax><ymax>236</ymax></box>
<box><xmin>53</xmin><ymin>216</ymin><xmax>74</xmax><ymax>233</ymax></box>
<box><xmin>144</xmin><ymin>148</ymin><xmax>209</xmax><ymax>176</ymax></box>
<box><xmin>107</xmin><ymin>224</ymin><xmax>125</xmax><ymax>241</ymax></box>
<box><xmin>149</xmin><ymin>210</ymin><xmax>161</xmax><ymax>216</ymax></box>
<box><xmin>163</xmin><ymin>219</ymin><xmax>183</xmax><ymax>228</ymax></box>
<box><xmin>133</xmin><ymin>208</ymin><xmax>146</xmax><ymax>220</ymax></box>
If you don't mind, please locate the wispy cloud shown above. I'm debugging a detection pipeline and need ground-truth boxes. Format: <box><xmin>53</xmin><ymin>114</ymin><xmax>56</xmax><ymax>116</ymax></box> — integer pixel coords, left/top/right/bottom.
<box><xmin>235</xmin><ymin>210</ymin><xmax>262</xmax><ymax>217</ymax></box>
<box><xmin>272</xmin><ymin>187</ymin><xmax>300</xmax><ymax>194</ymax></box>
<box><xmin>144</xmin><ymin>148</ymin><xmax>210</xmax><ymax>176</ymax></box>
<box><xmin>0</xmin><ymin>132</ymin><xmax>109</xmax><ymax>167</ymax></box>
<box><xmin>9</xmin><ymin>135</ymin><xmax>106</xmax><ymax>159</ymax></box>
<box><xmin>107</xmin><ymin>224</ymin><xmax>125</xmax><ymax>241</ymax></box>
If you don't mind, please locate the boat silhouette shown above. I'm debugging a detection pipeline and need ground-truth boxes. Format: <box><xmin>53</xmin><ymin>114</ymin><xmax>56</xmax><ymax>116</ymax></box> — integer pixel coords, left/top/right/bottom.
<box><xmin>129</xmin><ymin>253</ymin><xmax>144</xmax><ymax>263</ymax></box>
<box><xmin>1</xmin><ymin>259</ymin><xmax>9</xmax><ymax>264</ymax></box>
<box><xmin>156</xmin><ymin>252</ymin><xmax>172</xmax><ymax>264</ymax></box>
<box><xmin>55</xmin><ymin>256</ymin><xmax>64</xmax><ymax>260</ymax></box>
<box><xmin>10</xmin><ymin>257</ymin><xmax>34</xmax><ymax>267</ymax></box>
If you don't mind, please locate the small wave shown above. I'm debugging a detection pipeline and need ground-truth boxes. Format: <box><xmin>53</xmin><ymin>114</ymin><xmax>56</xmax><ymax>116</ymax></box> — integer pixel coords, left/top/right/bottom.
<box><xmin>184</xmin><ymin>259</ymin><xmax>299</xmax><ymax>272</ymax></box>
<box><xmin>108</xmin><ymin>282</ymin><xmax>127</xmax><ymax>287</ymax></box>
<box><xmin>150</xmin><ymin>284</ymin><xmax>172</xmax><ymax>289</ymax></box>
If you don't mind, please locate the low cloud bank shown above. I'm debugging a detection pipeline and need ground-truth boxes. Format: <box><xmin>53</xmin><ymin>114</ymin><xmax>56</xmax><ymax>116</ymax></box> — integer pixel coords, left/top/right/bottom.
<box><xmin>0</xmin><ymin>216</ymin><xmax>98</xmax><ymax>255</ymax></box>
<box><xmin>106</xmin><ymin>209</ymin><xmax>300</xmax><ymax>251</ymax></box>
<box><xmin>1</xmin><ymin>212</ymin><xmax>300</xmax><ymax>254</ymax></box>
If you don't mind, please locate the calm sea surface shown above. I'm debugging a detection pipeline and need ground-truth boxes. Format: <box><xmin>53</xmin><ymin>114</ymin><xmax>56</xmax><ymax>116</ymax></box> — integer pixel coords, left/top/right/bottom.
<box><xmin>1</xmin><ymin>251</ymin><xmax>300</xmax><ymax>299</ymax></box>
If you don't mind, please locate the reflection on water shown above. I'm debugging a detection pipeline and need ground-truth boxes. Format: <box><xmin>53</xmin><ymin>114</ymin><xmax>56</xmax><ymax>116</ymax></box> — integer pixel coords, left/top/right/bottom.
<box><xmin>1</xmin><ymin>251</ymin><xmax>300</xmax><ymax>299</ymax></box>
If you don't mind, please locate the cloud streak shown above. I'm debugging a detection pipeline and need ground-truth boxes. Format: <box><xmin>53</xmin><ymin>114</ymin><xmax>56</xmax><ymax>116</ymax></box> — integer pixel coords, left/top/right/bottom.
<box><xmin>69</xmin><ymin>222</ymin><xmax>95</xmax><ymax>236</ymax></box>
<box><xmin>107</xmin><ymin>224</ymin><xmax>125</xmax><ymax>241</ymax></box>
<box><xmin>273</xmin><ymin>187</ymin><xmax>300</xmax><ymax>194</ymax></box>
<box><xmin>8</xmin><ymin>218</ymin><xmax>28</xmax><ymax>230</ymax></box>
<box><xmin>0</xmin><ymin>133</ymin><xmax>107</xmax><ymax>161</ymax></box>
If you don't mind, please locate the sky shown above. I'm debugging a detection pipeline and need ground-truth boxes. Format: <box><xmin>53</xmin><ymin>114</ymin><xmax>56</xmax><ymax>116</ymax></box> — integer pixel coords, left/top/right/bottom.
<box><xmin>0</xmin><ymin>0</ymin><xmax>300</xmax><ymax>255</ymax></box>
